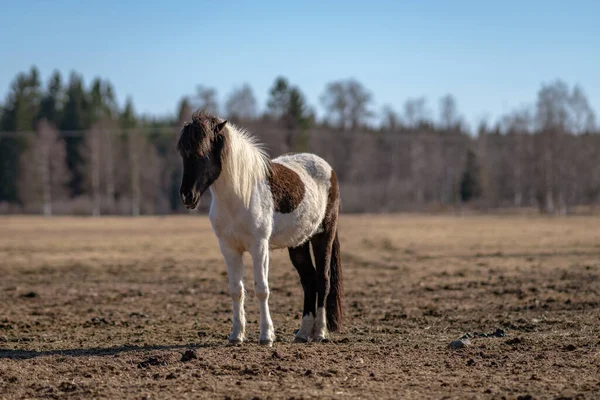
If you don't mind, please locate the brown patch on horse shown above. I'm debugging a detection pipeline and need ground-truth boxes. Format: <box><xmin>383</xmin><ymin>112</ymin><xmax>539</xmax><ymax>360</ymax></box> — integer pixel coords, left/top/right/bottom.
<box><xmin>268</xmin><ymin>162</ymin><xmax>305</xmax><ymax>213</ymax></box>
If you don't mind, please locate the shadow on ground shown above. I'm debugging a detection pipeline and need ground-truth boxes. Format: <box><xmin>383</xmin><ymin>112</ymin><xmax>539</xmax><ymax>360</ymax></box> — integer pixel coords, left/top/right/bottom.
<box><xmin>0</xmin><ymin>343</ymin><xmax>202</xmax><ymax>359</ymax></box>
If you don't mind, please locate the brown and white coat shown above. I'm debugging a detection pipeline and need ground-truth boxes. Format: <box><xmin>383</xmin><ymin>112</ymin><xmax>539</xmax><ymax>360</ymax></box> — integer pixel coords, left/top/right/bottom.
<box><xmin>178</xmin><ymin>110</ymin><xmax>343</xmax><ymax>345</ymax></box>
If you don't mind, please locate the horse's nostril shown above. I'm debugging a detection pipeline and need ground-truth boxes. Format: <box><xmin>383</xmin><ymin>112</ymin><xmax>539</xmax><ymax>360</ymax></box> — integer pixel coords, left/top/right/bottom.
<box><xmin>181</xmin><ymin>192</ymin><xmax>198</xmax><ymax>206</ymax></box>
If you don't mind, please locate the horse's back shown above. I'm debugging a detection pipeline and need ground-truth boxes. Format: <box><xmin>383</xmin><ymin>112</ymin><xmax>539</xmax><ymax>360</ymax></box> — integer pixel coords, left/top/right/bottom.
<box><xmin>272</xmin><ymin>153</ymin><xmax>333</xmax><ymax>185</ymax></box>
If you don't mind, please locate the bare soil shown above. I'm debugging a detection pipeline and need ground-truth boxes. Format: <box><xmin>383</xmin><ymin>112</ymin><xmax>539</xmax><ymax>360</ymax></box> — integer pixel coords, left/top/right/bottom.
<box><xmin>1</xmin><ymin>215</ymin><xmax>599</xmax><ymax>399</ymax></box>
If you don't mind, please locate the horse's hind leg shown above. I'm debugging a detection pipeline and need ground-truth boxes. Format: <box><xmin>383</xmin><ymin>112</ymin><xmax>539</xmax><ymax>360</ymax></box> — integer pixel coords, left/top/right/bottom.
<box><xmin>310</xmin><ymin>226</ymin><xmax>336</xmax><ymax>342</ymax></box>
<box><xmin>288</xmin><ymin>242</ymin><xmax>316</xmax><ymax>342</ymax></box>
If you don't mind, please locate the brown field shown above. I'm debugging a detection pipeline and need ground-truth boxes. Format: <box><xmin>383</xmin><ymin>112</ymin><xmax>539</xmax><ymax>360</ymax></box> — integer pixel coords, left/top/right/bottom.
<box><xmin>1</xmin><ymin>215</ymin><xmax>599</xmax><ymax>400</ymax></box>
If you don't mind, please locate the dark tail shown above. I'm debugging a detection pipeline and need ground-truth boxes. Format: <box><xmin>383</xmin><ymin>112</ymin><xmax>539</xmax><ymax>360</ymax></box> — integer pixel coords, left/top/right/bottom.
<box><xmin>326</xmin><ymin>230</ymin><xmax>344</xmax><ymax>332</ymax></box>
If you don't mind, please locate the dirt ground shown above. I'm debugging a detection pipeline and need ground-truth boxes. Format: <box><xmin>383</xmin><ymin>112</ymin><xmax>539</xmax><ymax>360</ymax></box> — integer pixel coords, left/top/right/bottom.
<box><xmin>1</xmin><ymin>215</ymin><xmax>599</xmax><ymax>399</ymax></box>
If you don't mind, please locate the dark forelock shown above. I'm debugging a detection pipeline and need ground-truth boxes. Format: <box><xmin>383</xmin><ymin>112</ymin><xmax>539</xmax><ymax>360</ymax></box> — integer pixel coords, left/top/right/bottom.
<box><xmin>177</xmin><ymin>109</ymin><xmax>224</xmax><ymax>156</ymax></box>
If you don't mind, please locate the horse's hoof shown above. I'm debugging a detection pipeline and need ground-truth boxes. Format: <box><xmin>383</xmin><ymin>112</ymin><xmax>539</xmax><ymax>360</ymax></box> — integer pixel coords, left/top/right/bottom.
<box><xmin>259</xmin><ymin>339</ymin><xmax>274</xmax><ymax>346</ymax></box>
<box><xmin>312</xmin><ymin>335</ymin><xmax>329</xmax><ymax>343</ymax></box>
<box><xmin>228</xmin><ymin>338</ymin><xmax>243</xmax><ymax>346</ymax></box>
<box><xmin>293</xmin><ymin>336</ymin><xmax>308</xmax><ymax>343</ymax></box>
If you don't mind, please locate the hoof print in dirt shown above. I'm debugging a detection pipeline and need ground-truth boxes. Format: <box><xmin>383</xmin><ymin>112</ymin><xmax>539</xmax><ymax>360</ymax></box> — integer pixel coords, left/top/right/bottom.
<box><xmin>137</xmin><ymin>356</ymin><xmax>168</xmax><ymax>369</ymax></box>
<box><xmin>505</xmin><ymin>337</ymin><xmax>525</xmax><ymax>346</ymax></box>
<box><xmin>58</xmin><ymin>382</ymin><xmax>77</xmax><ymax>393</ymax></box>
<box><xmin>516</xmin><ymin>395</ymin><xmax>533</xmax><ymax>400</ymax></box>
<box><xmin>448</xmin><ymin>339</ymin><xmax>471</xmax><ymax>349</ymax></box>
<box><xmin>563</xmin><ymin>344</ymin><xmax>577</xmax><ymax>351</ymax></box>
<box><xmin>180</xmin><ymin>349</ymin><xmax>197</xmax><ymax>362</ymax></box>
<box><xmin>460</xmin><ymin>328</ymin><xmax>506</xmax><ymax>340</ymax></box>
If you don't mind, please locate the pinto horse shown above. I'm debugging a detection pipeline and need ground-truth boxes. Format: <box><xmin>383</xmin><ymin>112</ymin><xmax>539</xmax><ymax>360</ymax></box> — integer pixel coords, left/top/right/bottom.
<box><xmin>177</xmin><ymin>110</ymin><xmax>344</xmax><ymax>346</ymax></box>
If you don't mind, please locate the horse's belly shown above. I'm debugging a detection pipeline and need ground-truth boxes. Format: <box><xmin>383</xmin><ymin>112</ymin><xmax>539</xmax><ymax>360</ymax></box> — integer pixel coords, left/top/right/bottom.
<box><xmin>269</xmin><ymin>208</ymin><xmax>323</xmax><ymax>249</ymax></box>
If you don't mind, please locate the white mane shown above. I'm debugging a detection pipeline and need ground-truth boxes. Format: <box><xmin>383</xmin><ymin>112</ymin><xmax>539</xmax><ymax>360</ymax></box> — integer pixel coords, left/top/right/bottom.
<box><xmin>219</xmin><ymin>123</ymin><xmax>271</xmax><ymax>208</ymax></box>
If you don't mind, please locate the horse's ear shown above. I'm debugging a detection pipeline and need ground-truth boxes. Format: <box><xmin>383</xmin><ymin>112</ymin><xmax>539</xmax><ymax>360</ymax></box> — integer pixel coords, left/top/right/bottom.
<box><xmin>216</xmin><ymin>120</ymin><xmax>228</xmax><ymax>134</ymax></box>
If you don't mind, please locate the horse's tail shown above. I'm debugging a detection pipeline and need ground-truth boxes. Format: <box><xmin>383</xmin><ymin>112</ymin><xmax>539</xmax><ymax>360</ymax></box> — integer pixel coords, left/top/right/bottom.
<box><xmin>326</xmin><ymin>228</ymin><xmax>344</xmax><ymax>332</ymax></box>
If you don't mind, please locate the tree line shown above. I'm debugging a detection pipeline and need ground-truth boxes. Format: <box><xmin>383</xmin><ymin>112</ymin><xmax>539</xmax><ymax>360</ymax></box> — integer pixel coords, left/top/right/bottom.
<box><xmin>0</xmin><ymin>66</ymin><xmax>598</xmax><ymax>215</ymax></box>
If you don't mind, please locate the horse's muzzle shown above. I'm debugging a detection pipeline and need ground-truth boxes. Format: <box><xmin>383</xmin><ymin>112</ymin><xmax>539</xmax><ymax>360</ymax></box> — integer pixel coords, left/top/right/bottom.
<box><xmin>181</xmin><ymin>192</ymin><xmax>200</xmax><ymax>209</ymax></box>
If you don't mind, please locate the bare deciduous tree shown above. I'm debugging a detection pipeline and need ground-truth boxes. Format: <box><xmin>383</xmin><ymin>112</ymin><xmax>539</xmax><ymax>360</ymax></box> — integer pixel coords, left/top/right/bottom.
<box><xmin>501</xmin><ymin>106</ymin><xmax>533</xmax><ymax>207</ymax></box>
<box><xmin>438</xmin><ymin>94</ymin><xmax>462</xmax><ymax>131</ymax></box>
<box><xmin>225</xmin><ymin>84</ymin><xmax>257</xmax><ymax>121</ymax></box>
<box><xmin>195</xmin><ymin>85</ymin><xmax>219</xmax><ymax>115</ymax></box>
<box><xmin>18</xmin><ymin>119</ymin><xmax>70</xmax><ymax>215</ymax></box>
<box><xmin>533</xmin><ymin>80</ymin><xmax>593</xmax><ymax>214</ymax></box>
<box><xmin>403</xmin><ymin>97</ymin><xmax>430</xmax><ymax>129</ymax></box>
<box><xmin>569</xmin><ymin>85</ymin><xmax>596</xmax><ymax>133</ymax></box>
<box><xmin>381</xmin><ymin>105</ymin><xmax>401</xmax><ymax>132</ymax></box>
<box><xmin>83</xmin><ymin>124</ymin><xmax>102</xmax><ymax>216</ymax></box>
<box><xmin>128</xmin><ymin>130</ymin><xmax>141</xmax><ymax>216</ymax></box>
<box><xmin>320</xmin><ymin>79</ymin><xmax>373</xmax><ymax>130</ymax></box>
<box><xmin>102</xmin><ymin>121</ymin><xmax>116</xmax><ymax>214</ymax></box>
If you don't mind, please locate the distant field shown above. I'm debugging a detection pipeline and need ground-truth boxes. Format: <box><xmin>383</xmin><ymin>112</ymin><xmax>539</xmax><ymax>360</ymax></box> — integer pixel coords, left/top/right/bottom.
<box><xmin>1</xmin><ymin>215</ymin><xmax>599</xmax><ymax>399</ymax></box>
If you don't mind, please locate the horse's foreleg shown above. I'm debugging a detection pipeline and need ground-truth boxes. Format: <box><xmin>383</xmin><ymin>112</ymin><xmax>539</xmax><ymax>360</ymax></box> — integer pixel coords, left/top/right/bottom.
<box><xmin>250</xmin><ymin>240</ymin><xmax>275</xmax><ymax>346</ymax></box>
<box><xmin>220</xmin><ymin>242</ymin><xmax>246</xmax><ymax>344</ymax></box>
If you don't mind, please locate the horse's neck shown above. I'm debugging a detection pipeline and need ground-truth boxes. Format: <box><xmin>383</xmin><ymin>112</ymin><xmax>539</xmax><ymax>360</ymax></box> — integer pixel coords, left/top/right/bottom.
<box><xmin>209</xmin><ymin>178</ymin><xmax>245</xmax><ymax>207</ymax></box>
<box><xmin>209</xmin><ymin>127</ymin><xmax>269</xmax><ymax>210</ymax></box>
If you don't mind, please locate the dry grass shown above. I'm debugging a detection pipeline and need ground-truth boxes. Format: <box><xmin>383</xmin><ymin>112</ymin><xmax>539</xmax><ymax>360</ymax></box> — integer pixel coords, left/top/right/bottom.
<box><xmin>1</xmin><ymin>215</ymin><xmax>600</xmax><ymax>399</ymax></box>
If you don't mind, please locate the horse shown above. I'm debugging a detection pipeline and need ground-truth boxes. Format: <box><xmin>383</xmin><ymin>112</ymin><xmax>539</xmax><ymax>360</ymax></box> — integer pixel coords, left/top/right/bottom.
<box><xmin>177</xmin><ymin>109</ymin><xmax>344</xmax><ymax>346</ymax></box>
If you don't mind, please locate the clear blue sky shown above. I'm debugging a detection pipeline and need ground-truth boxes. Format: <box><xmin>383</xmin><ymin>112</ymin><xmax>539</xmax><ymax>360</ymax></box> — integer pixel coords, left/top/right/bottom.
<box><xmin>1</xmin><ymin>0</ymin><xmax>599</xmax><ymax>129</ymax></box>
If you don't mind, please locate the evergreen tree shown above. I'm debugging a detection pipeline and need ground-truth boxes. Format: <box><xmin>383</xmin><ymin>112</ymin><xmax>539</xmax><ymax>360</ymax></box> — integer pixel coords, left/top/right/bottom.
<box><xmin>121</xmin><ymin>98</ymin><xmax>141</xmax><ymax>215</ymax></box>
<box><xmin>460</xmin><ymin>149</ymin><xmax>482</xmax><ymax>203</ymax></box>
<box><xmin>88</xmin><ymin>78</ymin><xmax>117</xmax><ymax>125</ymax></box>
<box><xmin>266</xmin><ymin>78</ymin><xmax>313</xmax><ymax>128</ymax></box>
<box><xmin>167</xmin><ymin>97</ymin><xmax>192</xmax><ymax>212</ymax></box>
<box><xmin>266</xmin><ymin>77</ymin><xmax>290</xmax><ymax>119</ymax></box>
<box><xmin>266</xmin><ymin>77</ymin><xmax>313</xmax><ymax>150</ymax></box>
<box><xmin>120</xmin><ymin>97</ymin><xmax>137</xmax><ymax>129</ymax></box>
<box><xmin>38</xmin><ymin>70</ymin><xmax>63</xmax><ymax>125</ymax></box>
<box><xmin>60</xmin><ymin>72</ymin><xmax>89</xmax><ymax>196</ymax></box>
<box><xmin>0</xmin><ymin>67</ymin><xmax>42</xmax><ymax>203</ymax></box>
<box><xmin>88</xmin><ymin>78</ymin><xmax>104</xmax><ymax>125</ymax></box>
<box><xmin>287</xmin><ymin>87</ymin><xmax>312</xmax><ymax>130</ymax></box>
<box><xmin>176</xmin><ymin>96</ymin><xmax>192</xmax><ymax>123</ymax></box>
<box><xmin>60</xmin><ymin>72</ymin><xmax>88</xmax><ymax>131</ymax></box>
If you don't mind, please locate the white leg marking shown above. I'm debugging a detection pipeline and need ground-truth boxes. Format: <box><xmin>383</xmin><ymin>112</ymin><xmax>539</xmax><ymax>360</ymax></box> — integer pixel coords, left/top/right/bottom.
<box><xmin>313</xmin><ymin>307</ymin><xmax>328</xmax><ymax>342</ymax></box>
<box><xmin>220</xmin><ymin>243</ymin><xmax>246</xmax><ymax>344</ymax></box>
<box><xmin>294</xmin><ymin>313</ymin><xmax>315</xmax><ymax>342</ymax></box>
<box><xmin>251</xmin><ymin>240</ymin><xmax>275</xmax><ymax>346</ymax></box>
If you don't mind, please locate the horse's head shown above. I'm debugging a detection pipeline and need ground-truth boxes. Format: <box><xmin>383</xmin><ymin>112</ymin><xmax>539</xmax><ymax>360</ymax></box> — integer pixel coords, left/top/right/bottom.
<box><xmin>177</xmin><ymin>110</ymin><xmax>228</xmax><ymax>209</ymax></box>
